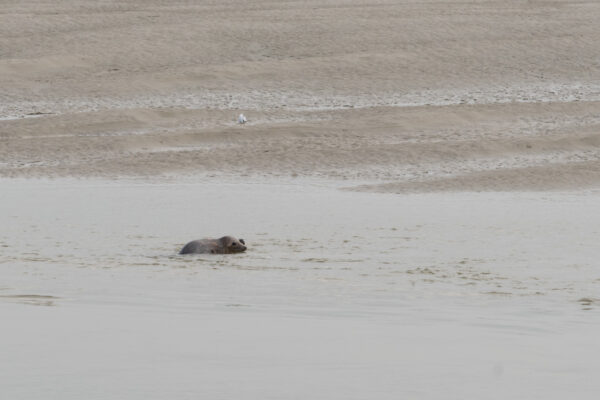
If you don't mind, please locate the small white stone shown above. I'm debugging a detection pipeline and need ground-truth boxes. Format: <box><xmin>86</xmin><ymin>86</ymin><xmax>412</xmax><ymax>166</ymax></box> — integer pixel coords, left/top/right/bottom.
<box><xmin>238</xmin><ymin>113</ymin><xmax>247</xmax><ymax>124</ymax></box>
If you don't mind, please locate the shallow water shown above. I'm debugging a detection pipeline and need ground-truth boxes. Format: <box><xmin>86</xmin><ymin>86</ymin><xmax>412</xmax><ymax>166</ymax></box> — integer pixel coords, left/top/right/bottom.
<box><xmin>1</xmin><ymin>179</ymin><xmax>599</xmax><ymax>399</ymax></box>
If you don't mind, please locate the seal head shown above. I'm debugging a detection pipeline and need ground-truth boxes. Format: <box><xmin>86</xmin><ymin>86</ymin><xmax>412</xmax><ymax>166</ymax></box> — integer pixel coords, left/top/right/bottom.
<box><xmin>219</xmin><ymin>236</ymin><xmax>247</xmax><ymax>253</ymax></box>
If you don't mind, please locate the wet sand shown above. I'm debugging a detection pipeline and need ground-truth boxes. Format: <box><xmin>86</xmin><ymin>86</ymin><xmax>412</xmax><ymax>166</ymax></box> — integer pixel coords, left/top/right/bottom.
<box><xmin>2</xmin><ymin>0</ymin><xmax>600</xmax><ymax>190</ymax></box>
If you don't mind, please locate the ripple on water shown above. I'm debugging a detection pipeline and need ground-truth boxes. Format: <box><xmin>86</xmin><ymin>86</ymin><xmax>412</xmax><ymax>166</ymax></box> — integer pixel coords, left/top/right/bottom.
<box><xmin>482</xmin><ymin>291</ymin><xmax>513</xmax><ymax>296</ymax></box>
<box><xmin>0</xmin><ymin>294</ymin><xmax>60</xmax><ymax>307</ymax></box>
<box><xmin>302</xmin><ymin>258</ymin><xmax>328</xmax><ymax>263</ymax></box>
<box><xmin>578</xmin><ymin>297</ymin><xmax>600</xmax><ymax>310</ymax></box>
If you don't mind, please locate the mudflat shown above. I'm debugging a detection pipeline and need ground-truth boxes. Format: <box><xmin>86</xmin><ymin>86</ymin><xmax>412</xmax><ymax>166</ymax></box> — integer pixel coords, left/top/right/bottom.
<box><xmin>2</xmin><ymin>0</ymin><xmax>600</xmax><ymax>191</ymax></box>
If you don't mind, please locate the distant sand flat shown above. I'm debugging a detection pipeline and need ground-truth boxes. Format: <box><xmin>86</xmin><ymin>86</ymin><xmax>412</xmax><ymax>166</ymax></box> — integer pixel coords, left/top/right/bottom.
<box><xmin>1</xmin><ymin>0</ymin><xmax>600</xmax><ymax>191</ymax></box>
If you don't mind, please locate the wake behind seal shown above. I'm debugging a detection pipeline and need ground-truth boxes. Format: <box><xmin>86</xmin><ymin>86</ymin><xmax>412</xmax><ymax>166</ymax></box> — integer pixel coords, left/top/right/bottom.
<box><xmin>179</xmin><ymin>236</ymin><xmax>246</xmax><ymax>254</ymax></box>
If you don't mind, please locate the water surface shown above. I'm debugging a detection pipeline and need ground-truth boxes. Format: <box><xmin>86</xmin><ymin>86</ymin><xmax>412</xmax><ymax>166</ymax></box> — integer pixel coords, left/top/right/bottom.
<box><xmin>1</xmin><ymin>179</ymin><xmax>599</xmax><ymax>399</ymax></box>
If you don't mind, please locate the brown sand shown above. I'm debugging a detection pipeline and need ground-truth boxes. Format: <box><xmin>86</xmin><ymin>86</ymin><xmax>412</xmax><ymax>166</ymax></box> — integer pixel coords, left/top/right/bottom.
<box><xmin>2</xmin><ymin>0</ymin><xmax>600</xmax><ymax>191</ymax></box>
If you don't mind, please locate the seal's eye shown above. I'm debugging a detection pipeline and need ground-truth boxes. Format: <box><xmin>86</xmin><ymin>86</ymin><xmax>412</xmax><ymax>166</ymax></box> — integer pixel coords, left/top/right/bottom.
<box><xmin>231</xmin><ymin>242</ymin><xmax>237</xmax><ymax>246</ymax></box>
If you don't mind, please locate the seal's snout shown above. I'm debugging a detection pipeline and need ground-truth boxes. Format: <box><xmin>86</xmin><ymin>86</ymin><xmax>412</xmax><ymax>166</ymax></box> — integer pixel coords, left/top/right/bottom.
<box><xmin>228</xmin><ymin>238</ymin><xmax>246</xmax><ymax>253</ymax></box>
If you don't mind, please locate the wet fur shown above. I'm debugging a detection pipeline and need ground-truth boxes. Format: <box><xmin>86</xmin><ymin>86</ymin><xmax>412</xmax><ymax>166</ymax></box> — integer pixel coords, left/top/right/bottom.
<box><xmin>179</xmin><ymin>236</ymin><xmax>246</xmax><ymax>254</ymax></box>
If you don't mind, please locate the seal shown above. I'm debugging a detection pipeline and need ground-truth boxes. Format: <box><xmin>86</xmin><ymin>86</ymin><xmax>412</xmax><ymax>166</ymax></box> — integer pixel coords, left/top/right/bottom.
<box><xmin>179</xmin><ymin>236</ymin><xmax>247</xmax><ymax>255</ymax></box>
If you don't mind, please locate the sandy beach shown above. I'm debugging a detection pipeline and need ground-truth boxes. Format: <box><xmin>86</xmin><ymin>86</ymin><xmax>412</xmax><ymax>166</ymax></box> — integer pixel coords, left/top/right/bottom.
<box><xmin>2</xmin><ymin>0</ymin><xmax>600</xmax><ymax>189</ymax></box>
<box><xmin>2</xmin><ymin>1</ymin><xmax>600</xmax><ymax>398</ymax></box>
